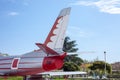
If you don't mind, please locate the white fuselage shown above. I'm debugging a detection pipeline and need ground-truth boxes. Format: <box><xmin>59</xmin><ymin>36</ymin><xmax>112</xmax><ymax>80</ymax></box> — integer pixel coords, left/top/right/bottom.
<box><xmin>0</xmin><ymin>50</ymin><xmax>45</xmax><ymax>76</ymax></box>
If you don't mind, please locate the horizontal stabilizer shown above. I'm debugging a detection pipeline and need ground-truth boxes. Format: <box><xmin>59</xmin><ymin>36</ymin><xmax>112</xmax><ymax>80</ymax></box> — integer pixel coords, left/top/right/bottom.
<box><xmin>36</xmin><ymin>43</ymin><xmax>59</xmax><ymax>55</ymax></box>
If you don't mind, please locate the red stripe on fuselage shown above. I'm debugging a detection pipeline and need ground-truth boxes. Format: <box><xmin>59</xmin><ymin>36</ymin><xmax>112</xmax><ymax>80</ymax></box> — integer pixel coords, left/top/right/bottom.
<box><xmin>0</xmin><ymin>58</ymin><xmax>13</xmax><ymax>61</ymax></box>
<box><xmin>0</xmin><ymin>63</ymin><xmax>11</xmax><ymax>65</ymax></box>
<box><xmin>7</xmin><ymin>68</ymin><xmax>45</xmax><ymax>76</ymax></box>
<box><xmin>0</xmin><ymin>68</ymin><xmax>42</xmax><ymax>70</ymax></box>
<box><xmin>0</xmin><ymin>62</ymin><xmax>42</xmax><ymax>65</ymax></box>
<box><xmin>0</xmin><ymin>57</ymin><xmax>43</xmax><ymax>61</ymax></box>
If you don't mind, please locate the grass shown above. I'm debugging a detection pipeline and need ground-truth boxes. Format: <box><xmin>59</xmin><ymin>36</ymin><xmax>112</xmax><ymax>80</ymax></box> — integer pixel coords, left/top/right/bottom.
<box><xmin>0</xmin><ymin>77</ymin><xmax>89</xmax><ymax>80</ymax></box>
<box><xmin>0</xmin><ymin>77</ymin><xmax>109</xmax><ymax>80</ymax></box>
<box><xmin>0</xmin><ymin>77</ymin><xmax>23</xmax><ymax>80</ymax></box>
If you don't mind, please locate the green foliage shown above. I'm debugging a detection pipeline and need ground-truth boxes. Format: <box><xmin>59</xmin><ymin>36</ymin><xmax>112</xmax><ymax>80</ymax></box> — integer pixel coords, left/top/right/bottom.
<box><xmin>62</xmin><ymin>36</ymin><xmax>83</xmax><ymax>71</ymax></box>
<box><xmin>63</xmin><ymin>36</ymin><xmax>78</xmax><ymax>52</ymax></box>
<box><xmin>0</xmin><ymin>76</ymin><xmax>23</xmax><ymax>80</ymax></box>
<box><xmin>63</xmin><ymin>62</ymin><xmax>80</xmax><ymax>71</ymax></box>
<box><xmin>88</xmin><ymin>61</ymin><xmax>112</xmax><ymax>74</ymax></box>
<box><xmin>63</xmin><ymin>36</ymin><xmax>83</xmax><ymax>65</ymax></box>
<box><xmin>65</xmin><ymin>55</ymin><xmax>83</xmax><ymax>65</ymax></box>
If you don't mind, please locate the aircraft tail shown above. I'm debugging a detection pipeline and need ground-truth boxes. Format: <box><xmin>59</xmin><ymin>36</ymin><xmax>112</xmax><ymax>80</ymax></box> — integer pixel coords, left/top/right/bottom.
<box><xmin>44</xmin><ymin>7</ymin><xmax>71</xmax><ymax>51</ymax></box>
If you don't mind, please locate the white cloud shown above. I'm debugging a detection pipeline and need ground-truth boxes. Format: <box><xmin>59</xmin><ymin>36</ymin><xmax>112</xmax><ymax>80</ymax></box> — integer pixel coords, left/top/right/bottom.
<box><xmin>8</xmin><ymin>12</ymin><xmax>19</xmax><ymax>16</ymax></box>
<box><xmin>71</xmin><ymin>0</ymin><xmax>120</xmax><ymax>14</ymax></box>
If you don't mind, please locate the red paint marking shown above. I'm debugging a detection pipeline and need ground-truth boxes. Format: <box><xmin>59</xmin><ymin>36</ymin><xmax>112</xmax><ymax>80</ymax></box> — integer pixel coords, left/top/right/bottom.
<box><xmin>12</xmin><ymin>59</ymin><xmax>19</xmax><ymax>68</ymax></box>
<box><xmin>0</xmin><ymin>62</ymin><xmax>41</xmax><ymax>65</ymax></box>
<box><xmin>0</xmin><ymin>68</ymin><xmax>41</xmax><ymax>70</ymax></box>
<box><xmin>7</xmin><ymin>68</ymin><xmax>45</xmax><ymax>76</ymax></box>
<box><xmin>42</xmin><ymin>53</ymin><xmax>66</xmax><ymax>71</ymax></box>
<box><xmin>11</xmin><ymin>58</ymin><xmax>20</xmax><ymax>69</ymax></box>
<box><xmin>21</xmin><ymin>57</ymin><xmax>43</xmax><ymax>58</ymax></box>
<box><xmin>0</xmin><ymin>57</ymin><xmax>43</xmax><ymax>61</ymax></box>
<box><xmin>18</xmin><ymin>68</ymin><xmax>42</xmax><ymax>70</ymax></box>
<box><xmin>43</xmin><ymin>56</ymin><xmax>63</xmax><ymax>71</ymax></box>
<box><xmin>0</xmin><ymin>68</ymin><xmax>10</xmax><ymax>69</ymax></box>
<box><xmin>0</xmin><ymin>68</ymin><xmax>45</xmax><ymax>76</ymax></box>
<box><xmin>0</xmin><ymin>63</ymin><xmax>11</xmax><ymax>65</ymax></box>
<box><xmin>19</xmin><ymin>62</ymin><xmax>41</xmax><ymax>64</ymax></box>
<box><xmin>44</xmin><ymin>16</ymin><xmax>63</xmax><ymax>45</ymax></box>
<box><xmin>0</xmin><ymin>58</ymin><xmax>12</xmax><ymax>61</ymax></box>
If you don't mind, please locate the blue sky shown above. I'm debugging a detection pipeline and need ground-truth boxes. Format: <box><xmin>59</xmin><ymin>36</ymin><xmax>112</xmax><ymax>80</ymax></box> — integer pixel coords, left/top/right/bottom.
<box><xmin>0</xmin><ymin>0</ymin><xmax>120</xmax><ymax>63</ymax></box>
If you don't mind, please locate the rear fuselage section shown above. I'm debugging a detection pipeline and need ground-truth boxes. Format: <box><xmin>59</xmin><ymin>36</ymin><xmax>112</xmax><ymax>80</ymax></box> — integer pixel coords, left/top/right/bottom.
<box><xmin>0</xmin><ymin>50</ymin><xmax>64</xmax><ymax>76</ymax></box>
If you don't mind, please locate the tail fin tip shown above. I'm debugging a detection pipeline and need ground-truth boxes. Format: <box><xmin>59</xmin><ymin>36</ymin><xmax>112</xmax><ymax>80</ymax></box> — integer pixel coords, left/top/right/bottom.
<box><xmin>58</xmin><ymin>7</ymin><xmax>71</xmax><ymax>17</ymax></box>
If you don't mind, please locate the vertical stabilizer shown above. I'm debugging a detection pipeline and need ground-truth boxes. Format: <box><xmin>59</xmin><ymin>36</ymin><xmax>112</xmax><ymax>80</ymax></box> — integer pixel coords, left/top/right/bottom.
<box><xmin>44</xmin><ymin>7</ymin><xmax>71</xmax><ymax>50</ymax></box>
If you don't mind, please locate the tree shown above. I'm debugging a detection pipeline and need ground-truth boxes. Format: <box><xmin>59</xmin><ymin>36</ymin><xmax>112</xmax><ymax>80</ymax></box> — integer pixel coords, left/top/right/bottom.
<box><xmin>62</xmin><ymin>36</ymin><xmax>83</xmax><ymax>71</ymax></box>
<box><xmin>88</xmin><ymin>61</ymin><xmax>112</xmax><ymax>78</ymax></box>
<box><xmin>88</xmin><ymin>61</ymin><xmax>112</xmax><ymax>74</ymax></box>
<box><xmin>63</xmin><ymin>62</ymin><xmax>80</xmax><ymax>71</ymax></box>
<box><xmin>63</xmin><ymin>36</ymin><xmax>78</xmax><ymax>52</ymax></box>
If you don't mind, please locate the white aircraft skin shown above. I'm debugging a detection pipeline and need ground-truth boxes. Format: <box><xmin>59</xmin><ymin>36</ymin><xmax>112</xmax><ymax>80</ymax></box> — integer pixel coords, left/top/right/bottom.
<box><xmin>0</xmin><ymin>7</ymin><xmax>71</xmax><ymax>78</ymax></box>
